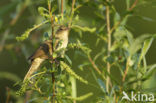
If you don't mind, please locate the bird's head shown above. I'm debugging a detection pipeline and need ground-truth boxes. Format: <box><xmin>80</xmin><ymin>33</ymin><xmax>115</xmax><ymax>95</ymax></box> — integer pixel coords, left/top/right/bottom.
<box><xmin>56</xmin><ymin>26</ymin><xmax>70</xmax><ymax>36</ymax></box>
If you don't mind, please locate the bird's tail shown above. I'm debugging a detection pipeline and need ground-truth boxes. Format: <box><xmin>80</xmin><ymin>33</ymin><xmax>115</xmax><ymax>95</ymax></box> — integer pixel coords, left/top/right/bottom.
<box><xmin>24</xmin><ymin>58</ymin><xmax>44</xmax><ymax>81</ymax></box>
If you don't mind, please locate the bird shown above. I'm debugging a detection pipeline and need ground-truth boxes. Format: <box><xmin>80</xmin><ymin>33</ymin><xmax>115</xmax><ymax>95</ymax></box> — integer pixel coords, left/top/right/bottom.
<box><xmin>23</xmin><ymin>26</ymin><xmax>70</xmax><ymax>81</ymax></box>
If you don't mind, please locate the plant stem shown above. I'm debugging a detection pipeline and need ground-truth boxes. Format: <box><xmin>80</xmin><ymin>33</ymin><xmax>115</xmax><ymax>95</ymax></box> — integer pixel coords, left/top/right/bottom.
<box><xmin>122</xmin><ymin>0</ymin><xmax>139</xmax><ymax>83</ymax></box>
<box><xmin>52</xmin><ymin>71</ymin><xmax>55</xmax><ymax>103</ymax></box>
<box><xmin>48</xmin><ymin>1</ymin><xmax>54</xmax><ymax>38</ymax></box>
<box><xmin>48</xmin><ymin>1</ymin><xmax>55</xmax><ymax>102</ymax></box>
<box><xmin>68</xmin><ymin>0</ymin><xmax>76</xmax><ymax>28</ymax></box>
<box><xmin>115</xmin><ymin>57</ymin><xmax>131</xmax><ymax>102</ymax></box>
<box><xmin>129</xmin><ymin>0</ymin><xmax>138</xmax><ymax>11</ymax></box>
<box><xmin>61</xmin><ymin>0</ymin><xmax>64</xmax><ymax>17</ymax></box>
<box><xmin>106</xmin><ymin>0</ymin><xmax>111</xmax><ymax>93</ymax></box>
<box><xmin>6</xmin><ymin>87</ymin><xmax>10</xmax><ymax>103</ymax></box>
<box><xmin>70</xmin><ymin>76</ymin><xmax>77</xmax><ymax>103</ymax></box>
<box><xmin>122</xmin><ymin>57</ymin><xmax>130</xmax><ymax>82</ymax></box>
<box><xmin>88</xmin><ymin>55</ymin><xmax>105</xmax><ymax>80</ymax></box>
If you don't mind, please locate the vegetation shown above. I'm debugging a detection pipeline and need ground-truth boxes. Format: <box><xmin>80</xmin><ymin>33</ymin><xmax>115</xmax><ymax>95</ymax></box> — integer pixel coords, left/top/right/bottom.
<box><xmin>0</xmin><ymin>0</ymin><xmax>156</xmax><ymax>103</ymax></box>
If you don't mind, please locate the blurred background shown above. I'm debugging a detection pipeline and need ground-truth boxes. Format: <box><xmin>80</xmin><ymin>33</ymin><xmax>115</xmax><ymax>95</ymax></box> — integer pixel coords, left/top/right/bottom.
<box><xmin>0</xmin><ymin>0</ymin><xmax>156</xmax><ymax>102</ymax></box>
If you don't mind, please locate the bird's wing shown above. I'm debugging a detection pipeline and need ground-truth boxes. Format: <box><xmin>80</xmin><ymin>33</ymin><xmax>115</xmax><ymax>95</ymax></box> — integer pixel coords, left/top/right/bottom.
<box><xmin>28</xmin><ymin>40</ymin><xmax>52</xmax><ymax>61</ymax></box>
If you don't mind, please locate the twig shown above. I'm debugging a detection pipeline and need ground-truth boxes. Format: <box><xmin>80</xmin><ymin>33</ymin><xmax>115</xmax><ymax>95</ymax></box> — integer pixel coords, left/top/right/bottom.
<box><xmin>122</xmin><ymin>57</ymin><xmax>130</xmax><ymax>82</ymax></box>
<box><xmin>88</xmin><ymin>55</ymin><xmax>105</xmax><ymax>80</ymax></box>
<box><xmin>6</xmin><ymin>87</ymin><xmax>10</xmax><ymax>103</ymax></box>
<box><xmin>71</xmin><ymin>0</ymin><xmax>75</xmax><ymax>15</ymax></box>
<box><xmin>52</xmin><ymin>71</ymin><xmax>55</xmax><ymax>103</ymax></box>
<box><xmin>61</xmin><ymin>0</ymin><xmax>64</xmax><ymax>17</ymax></box>
<box><xmin>129</xmin><ymin>0</ymin><xmax>138</xmax><ymax>11</ymax></box>
<box><xmin>115</xmin><ymin>1</ymin><xmax>139</xmax><ymax>102</ymax></box>
<box><xmin>88</xmin><ymin>55</ymin><xmax>101</xmax><ymax>75</ymax></box>
<box><xmin>48</xmin><ymin>1</ymin><xmax>55</xmax><ymax>103</ymax></box>
<box><xmin>48</xmin><ymin>1</ymin><xmax>55</xmax><ymax>38</ymax></box>
<box><xmin>115</xmin><ymin>57</ymin><xmax>131</xmax><ymax>103</ymax></box>
<box><xmin>109</xmin><ymin>0</ymin><xmax>139</xmax><ymax>35</ymax></box>
<box><xmin>68</xmin><ymin>0</ymin><xmax>76</xmax><ymax>28</ymax></box>
<box><xmin>106</xmin><ymin>0</ymin><xmax>111</xmax><ymax>93</ymax></box>
<box><xmin>122</xmin><ymin>0</ymin><xmax>139</xmax><ymax>82</ymax></box>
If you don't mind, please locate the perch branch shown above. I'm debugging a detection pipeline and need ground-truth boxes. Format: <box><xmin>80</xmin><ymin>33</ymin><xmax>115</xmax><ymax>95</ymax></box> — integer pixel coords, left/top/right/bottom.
<box><xmin>48</xmin><ymin>1</ymin><xmax>55</xmax><ymax>103</ymax></box>
<box><xmin>106</xmin><ymin>0</ymin><xmax>111</xmax><ymax>93</ymax></box>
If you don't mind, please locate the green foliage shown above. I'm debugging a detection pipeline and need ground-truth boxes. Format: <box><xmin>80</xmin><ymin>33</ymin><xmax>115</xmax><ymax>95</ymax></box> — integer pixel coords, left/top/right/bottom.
<box><xmin>72</xmin><ymin>25</ymin><xmax>96</xmax><ymax>33</ymax></box>
<box><xmin>138</xmin><ymin>38</ymin><xmax>154</xmax><ymax>65</ymax></box>
<box><xmin>61</xmin><ymin>61</ymin><xmax>88</xmax><ymax>84</ymax></box>
<box><xmin>16</xmin><ymin>20</ymin><xmax>49</xmax><ymax>41</ymax></box>
<box><xmin>38</xmin><ymin>7</ymin><xmax>50</xmax><ymax>18</ymax></box>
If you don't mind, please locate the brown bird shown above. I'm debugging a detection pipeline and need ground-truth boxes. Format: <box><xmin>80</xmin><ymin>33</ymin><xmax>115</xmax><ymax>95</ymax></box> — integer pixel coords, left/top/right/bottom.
<box><xmin>24</xmin><ymin>26</ymin><xmax>69</xmax><ymax>81</ymax></box>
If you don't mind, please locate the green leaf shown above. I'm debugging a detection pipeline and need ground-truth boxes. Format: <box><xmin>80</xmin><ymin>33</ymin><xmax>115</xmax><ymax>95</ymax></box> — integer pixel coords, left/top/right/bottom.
<box><xmin>78</xmin><ymin>62</ymin><xmax>90</xmax><ymax>71</ymax></box>
<box><xmin>61</xmin><ymin>62</ymin><xmax>88</xmax><ymax>84</ymax></box>
<box><xmin>95</xmin><ymin>38</ymin><xmax>100</xmax><ymax>46</ymax></box>
<box><xmin>142</xmin><ymin>56</ymin><xmax>147</xmax><ymax>73</ymax></box>
<box><xmin>38</xmin><ymin>7</ymin><xmax>49</xmax><ymax>18</ymax></box>
<box><xmin>126</xmin><ymin>29</ymin><xmax>134</xmax><ymax>45</ymax></box>
<box><xmin>114</xmin><ymin>26</ymin><xmax>133</xmax><ymax>44</ymax></box>
<box><xmin>94</xmin><ymin>11</ymin><xmax>105</xmax><ymax>20</ymax></box>
<box><xmin>125</xmin><ymin>78</ymin><xmax>146</xmax><ymax>86</ymax></box>
<box><xmin>129</xmin><ymin>34</ymin><xmax>151</xmax><ymax>56</ymax></box>
<box><xmin>113</xmin><ymin>26</ymin><xmax>127</xmax><ymax>41</ymax></box>
<box><xmin>98</xmin><ymin>24</ymin><xmax>106</xmax><ymax>32</ymax></box>
<box><xmin>143</xmin><ymin>64</ymin><xmax>156</xmax><ymax>79</ymax></box>
<box><xmin>114</xmin><ymin>12</ymin><xmax>120</xmax><ymax>24</ymax></box>
<box><xmin>93</xmin><ymin>48</ymin><xmax>105</xmax><ymax>62</ymax></box>
<box><xmin>65</xmin><ymin>54</ymin><xmax>72</xmax><ymax>65</ymax></box>
<box><xmin>138</xmin><ymin>38</ymin><xmax>154</xmax><ymax>65</ymax></box>
<box><xmin>75</xmin><ymin>15</ymin><xmax>79</xmax><ymax>21</ymax></box>
<box><xmin>134</xmin><ymin>15</ymin><xmax>155</xmax><ymax>22</ymax></box>
<box><xmin>120</xmin><ymin>15</ymin><xmax>131</xmax><ymax>26</ymax></box>
<box><xmin>52</xmin><ymin>52</ymin><xmax>57</xmax><ymax>58</ymax></box>
<box><xmin>126</xmin><ymin>0</ymin><xmax>130</xmax><ymax>9</ymax></box>
<box><xmin>97</xmin><ymin>79</ymin><xmax>106</xmax><ymax>93</ymax></box>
